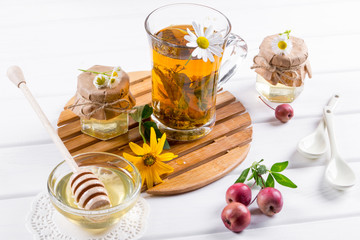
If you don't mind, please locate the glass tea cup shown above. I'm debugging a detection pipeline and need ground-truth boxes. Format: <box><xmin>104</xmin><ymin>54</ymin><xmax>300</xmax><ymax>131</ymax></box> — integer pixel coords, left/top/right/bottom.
<box><xmin>145</xmin><ymin>3</ymin><xmax>247</xmax><ymax>141</ymax></box>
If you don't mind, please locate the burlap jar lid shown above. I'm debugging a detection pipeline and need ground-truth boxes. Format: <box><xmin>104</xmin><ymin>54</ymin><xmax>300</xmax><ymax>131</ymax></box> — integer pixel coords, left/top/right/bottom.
<box><xmin>252</xmin><ymin>34</ymin><xmax>312</xmax><ymax>86</ymax></box>
<box><xmin>69</xmin><ymin>65</ymin><xmax>136</xmax><ymax>120</ymax></box>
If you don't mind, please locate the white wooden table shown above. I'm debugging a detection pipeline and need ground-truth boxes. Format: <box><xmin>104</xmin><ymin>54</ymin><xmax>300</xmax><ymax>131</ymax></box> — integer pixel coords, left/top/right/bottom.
<box><xmin>1</xmin><ymin>0</ymin><xmax>360</xmax><ymax>239</ymax></box>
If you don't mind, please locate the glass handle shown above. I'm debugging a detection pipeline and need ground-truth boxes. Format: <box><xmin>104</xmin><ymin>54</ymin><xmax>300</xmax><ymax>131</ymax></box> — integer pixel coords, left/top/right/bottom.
<box><xmin>218</xmin><ymin>33</ymin><xmax>248</xmax><ymax>89</ymax></box>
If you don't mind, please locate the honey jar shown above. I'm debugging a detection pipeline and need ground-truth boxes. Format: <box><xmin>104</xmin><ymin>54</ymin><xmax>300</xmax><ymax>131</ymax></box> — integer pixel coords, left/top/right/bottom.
<box><xmin>68</xmin><ymin>65</ymin><xmax>136</xmax><ymax>140</ymax></box>
<box><xmin>252</xmin><ymin>33</ymin><xmax>312</xmax><ymax>103</ymax></box>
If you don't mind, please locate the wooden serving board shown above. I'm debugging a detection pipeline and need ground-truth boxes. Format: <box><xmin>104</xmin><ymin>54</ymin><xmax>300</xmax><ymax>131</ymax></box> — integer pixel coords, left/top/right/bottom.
<box><xmin>57</xmin><ymin>70</ymin><xmax>252</xmax><ymax>195</ymax></box>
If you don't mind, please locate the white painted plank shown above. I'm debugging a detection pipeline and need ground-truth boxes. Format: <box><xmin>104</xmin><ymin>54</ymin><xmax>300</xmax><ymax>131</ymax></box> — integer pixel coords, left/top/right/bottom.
<box><xmin>1</xmin><ymin>163</ymin><xmax>360</xmax><ymax>239</ymax></box>
<box><xmin>1</xmin><ymin>0</ymin><xmax>358</xmax><ymax>37</ymax></box>
<box><xmin>141</xmin><ymin>163</ymin><xmax>360</xmax><ymax>239</ymax></box>
<box><xmin>235</xmin><ymin>114</ymin><xmax>360</xmax><ymax>175</ymax></box>
<box><xmin>1</xmin><ymin>1</ymin><xmax>360</xmax><ymax>98</ymax></box>
<box><xmin>0</xmin><ymin>95</ymin><xmax>69</xmax><ymax>147</ymax></box>
<box><xmin>0</xmin><ymin>197</ymin><xmax>33</xmax><ymax>239</ymax></box>
<box><xmin>0</xmin><ymin>143</ymin><xmax>64</xmax><ymax>199</ymax></box>
<box><xmin>165</xmin><ymin>216</ymin><xmax>359</xmax><ymax>240</ymax></box>
<box><xmin>2</xmin><ymin>32</ymin><xmax>360</xmax><ymax>102</ymax></box>
<box><xmin>225</xmin><ymin>70</ymin><xmax>360</xmax><ymax>123</ymax></box>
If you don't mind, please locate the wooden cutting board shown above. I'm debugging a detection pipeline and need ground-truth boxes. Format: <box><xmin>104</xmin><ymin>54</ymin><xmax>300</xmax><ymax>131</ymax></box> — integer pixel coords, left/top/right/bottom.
<box><xmin>57</xmin><ymin>70</ymin><xmax>252</xmax><ymax>195</ymax></box>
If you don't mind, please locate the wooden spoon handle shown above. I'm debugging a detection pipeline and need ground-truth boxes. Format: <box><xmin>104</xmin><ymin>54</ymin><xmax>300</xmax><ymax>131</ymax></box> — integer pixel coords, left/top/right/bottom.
<box><xmin>7</xmin><ymin>66</ymin><xmax>79</xmax><ymax>172</ymax></box>
<box><xmin>7</xmin><ymin>65</ymin><xmax>27</xmax><ymax>88</ymax></box>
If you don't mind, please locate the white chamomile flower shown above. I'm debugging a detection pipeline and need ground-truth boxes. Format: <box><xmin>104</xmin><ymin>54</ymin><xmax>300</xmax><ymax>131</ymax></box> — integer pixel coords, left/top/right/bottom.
<box><xmin>184</xmin><ymin>21</ymin><xmax>223</xmax><ymax>63</ymax></box>
<box><xmin>272</xmin><ymin>34</ymin><xmax>293</xmax><ymax>55</ymax></box>
<box><xmin>108</xmin><ymin>66</ymin><xmax>122</xmax><ymax>88</ymax></box>
<box><xmin>108</xmin><ymin>76</ymin><xmax>120</xmax><ymax>88</ymax></box>
<box><xmin>93</xmin><ymin>74</ymin><xmax>109</xmax><ymax>89</ymax></box>
<box><xmin>111</xmin><ymin>66</ymin><xmax>122</xmax><ymax>77</ymax></box>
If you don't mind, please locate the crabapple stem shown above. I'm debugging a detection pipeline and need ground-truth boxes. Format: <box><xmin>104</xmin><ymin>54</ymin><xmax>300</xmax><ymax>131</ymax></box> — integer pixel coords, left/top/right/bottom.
<box><xmin>259</xmin><ymin>96</ymin><xmax>275</xmax><ymax>110</ymax></box>
<box><xmin>259</xmin><ymin>175</ymin><xmax>266</xmax><ymax>188</ymax></box>
<box><xmin>249</xmin><ymin>191</ymin><xmax>259</xmax><ymax>206</ymax></box>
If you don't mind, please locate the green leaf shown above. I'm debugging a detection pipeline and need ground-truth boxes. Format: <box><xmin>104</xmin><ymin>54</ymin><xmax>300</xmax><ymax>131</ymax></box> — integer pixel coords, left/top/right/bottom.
<box><xmin>255</xmin><ymin>173</ymin><xmax>265</xmax><ymax>188</ymax></box>
<box><xmin>270</xmin><ymin>161</ymin><xmax>289</xmax><ymax>172</ymax></box>
<box><xmin>253</xmin><ymin>171</ymin><xmax>260</xmax><ymax>186</ymax></box>
<box><xmin>272</xmin><ymin>172</ymin><xmax>297</xmax><ymax>188</ymax></box>
<box><xmin>141</xmin><ymin>105</ymin><xmax>153</xmax><ymax>119</ymax></box>
<box><xmin>265</xmin><ymin>174</ymin><xmax>275</xmax><ymax>188</ymax></box>
<box><xmin>143</xmin><ymin>121</ymin><xmax>154</xmax><ymax>140</ymax></box>
<box><xmin>130</xmin><ymin>105</ymin><xmax>145</xmax><ymax>122</ymax></box>
<box><xmin>235</xmin><ymin>168</ymin><xmax>250</xmax><ymax>183</ymax></box>
<box><xmin>143</xmin><ymin>121</ymin><xmax>170</xmax><ymax>149</ymax></box>
<box><xmin>247</xmin><ymin>169</ymin><xmax>255</xmax><ymax>181</ymax></box>
<box><xmin>253</xmin><ymin>171</ymin><xmax>258</xmax><ymax>183</ymax></box>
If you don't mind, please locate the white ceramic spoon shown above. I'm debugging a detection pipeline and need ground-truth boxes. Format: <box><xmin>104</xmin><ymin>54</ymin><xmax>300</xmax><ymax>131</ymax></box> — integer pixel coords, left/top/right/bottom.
<box><xmin>7</xmin><ymin>66</ymin><xmax>111</xmax><ymax>209</ymax></box>
<box><xmin>323</xmin><ymin>106</ymin><xmax>356</xmax><ymax>190</ymax></box>
<box><xmin>297</xmin><ymin>94</ymin><xmax>340</xmax><ymax>159</ymax></box>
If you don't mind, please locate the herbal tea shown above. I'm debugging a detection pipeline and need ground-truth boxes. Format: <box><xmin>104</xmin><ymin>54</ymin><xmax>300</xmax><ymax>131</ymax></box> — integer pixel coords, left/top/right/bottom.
<box><xmin>150</xmin><ymin>25</ymin><xmax>224</xmax><ymax>140</ymax></box>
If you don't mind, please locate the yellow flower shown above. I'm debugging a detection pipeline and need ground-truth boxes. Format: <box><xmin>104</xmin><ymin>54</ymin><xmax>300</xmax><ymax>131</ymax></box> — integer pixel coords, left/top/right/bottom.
<box><xmin>123</xmin><ymin>127</ymin><xmax>177</xmax><ymax>189</ymax></box>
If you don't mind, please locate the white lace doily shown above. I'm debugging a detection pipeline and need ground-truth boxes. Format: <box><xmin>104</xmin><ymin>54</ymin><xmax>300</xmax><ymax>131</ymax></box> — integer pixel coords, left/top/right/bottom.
<box><xmin>26</xmin><ymin>192</ymin><xmax>149</xmax><ymax>240</ymax></box>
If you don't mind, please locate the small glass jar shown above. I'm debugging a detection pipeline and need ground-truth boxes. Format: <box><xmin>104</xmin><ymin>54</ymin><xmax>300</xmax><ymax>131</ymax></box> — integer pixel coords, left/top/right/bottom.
<box><xmin>81</xmin><ymin>113</ymin><xmax>129</xmax><ymax>140</ymax></box>
<box><xmin>255</xmin><ymin>73</ymin><xmax>305</xmax><ymax>103</ymax></box>
<box><xmin>252</xmin><ymin>34</ymin><xmax>312</xmax><ymax>103</ymax></box>
<box><xmin>69</xmin><ymin>65</ymin><xmax>136</xmax><ymax>140</ymax></box>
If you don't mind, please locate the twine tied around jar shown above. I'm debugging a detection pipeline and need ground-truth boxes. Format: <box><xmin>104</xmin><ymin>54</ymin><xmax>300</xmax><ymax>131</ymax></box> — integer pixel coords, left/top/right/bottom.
<box><xmin>251</xmin><ymin>55</ymin><xmax>303</xmax><ymax>86</ymax></box>
<box><xmin>251</xmin><ymin>34</ymin><xmax>312</xmax><ymax>87</ymax></box>
<box><xmin>67</xmin><ymin>98</ymin><xmax>135</xmax><ymax>118</ymax></box>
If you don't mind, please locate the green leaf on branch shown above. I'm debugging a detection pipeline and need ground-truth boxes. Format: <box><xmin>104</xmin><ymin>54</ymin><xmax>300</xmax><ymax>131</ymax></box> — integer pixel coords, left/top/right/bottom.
<box><xmin>253</xmin><ymin>171</ymin><xmax>258</xmax><ymax>184</ymax></box>
<box><xmin>253</xmin><ymin>171</ymin><xmax>265</xmax><ymax>188</ymax></box>
<box><xmin>130</xmin><ymin>104</ymin><xmax>153</xmax><ymax>122</ymax></box>
<box><xmin>233</xmin><ymin>159</ymin><xmax>297</xmax><ymax>189</ymax></box>
<box><xmin>143</xmin><ymin>121</ymin><xmax>170</xmax><ymax>149</ymax></box>
<box><xmin>265</xmin><ymin>173</ymin><xmax>275</xmax><ymax>188</ymax></box>
<box><xmin>272</xmin><ymin>172</ymin><xmax>297</xmax><ymax>188</ymax></box>
<box><xmin>247</xmin><ymin>169</ymin><xmax>255</xmax><ymax>181</ymax></box>
<box><xmin>130</xmin><ymin>105</ymin><xmax>146</xmax><ymax>122</ymax></box>
<box><xmin>130</xmin><ymin>105</ymin><xmax>147</xmax><ymax>143</ymax></box>
<box><xmin>270</xmin><ymin>161</ymin><xmax>289</xmax><ymax>172</ymax></box>
<box><xmin>130</xmin><ymin>104</ymin><xmax>170</xmax><ymax>149</ymax></box>
<box><xmin>235</xmin><ymin>168</ymin><xmax>250</xmax><ymax>183</ymax></box>
<box><xmin>141</xmin><ymin>105</ymin><xmax>153</xmax><ymax>119</ymax></box>
<box><xmin>257</xmin><ymin>179</ymin><xmax>264</xmax><ymax>188</ymax></box>
<box><xmin>256</xmin><ymin>174</ymin><xmax>265</xmax><ymax>188</ymax></box>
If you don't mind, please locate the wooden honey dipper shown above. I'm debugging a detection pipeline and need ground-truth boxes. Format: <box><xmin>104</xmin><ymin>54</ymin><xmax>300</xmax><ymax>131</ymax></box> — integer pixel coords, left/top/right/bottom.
<box><xmin>7</xmin><ymin>66</ymin><xmax>111</xmax><ymax>210</ymax></box>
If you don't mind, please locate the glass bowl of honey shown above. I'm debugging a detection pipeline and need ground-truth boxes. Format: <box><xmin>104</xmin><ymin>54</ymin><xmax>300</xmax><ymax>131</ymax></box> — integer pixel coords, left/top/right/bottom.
<box><xmin>47</xmin><ymin>152</ymin><xmax>141</xmax><ymax>231</ymax></box>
